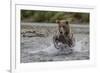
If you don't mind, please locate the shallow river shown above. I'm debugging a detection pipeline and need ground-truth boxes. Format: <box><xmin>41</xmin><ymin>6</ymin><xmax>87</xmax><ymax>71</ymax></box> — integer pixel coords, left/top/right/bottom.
<box><xmin>21</xmin><ymin>23</ymin><xmax>89</xmax><ymax>63</ymax></box>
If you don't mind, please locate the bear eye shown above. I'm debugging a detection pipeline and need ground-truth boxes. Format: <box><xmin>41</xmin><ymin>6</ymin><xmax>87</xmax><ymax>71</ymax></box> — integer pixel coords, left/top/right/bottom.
<box><xmin>63</xmin><ymin>26</ymin><xmax>66</xmax><ymax>28</ymax></box>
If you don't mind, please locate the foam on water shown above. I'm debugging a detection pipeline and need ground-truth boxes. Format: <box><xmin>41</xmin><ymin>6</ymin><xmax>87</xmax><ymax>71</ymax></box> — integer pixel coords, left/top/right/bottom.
<box><xmin>73</xmin><ymin>38</ymin><xmax>88</xmax><ymax>52</ymax></box>
<box><xmin>29</xmin><ymin>43</ymin><xmax>59</xmax><ymax>55</ymax></box>
<box><xmin>29</xmin><ymin>37</ymin><xmax>88</xmax><ymax>55</ymax></box>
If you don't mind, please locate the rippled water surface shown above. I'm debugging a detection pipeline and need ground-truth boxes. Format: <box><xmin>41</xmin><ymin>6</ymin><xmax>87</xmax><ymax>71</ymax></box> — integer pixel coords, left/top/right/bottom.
<box><xmin>21</xmin><ymin>23</ymin><xmax>89</xmax><ymax>63</ymax></box>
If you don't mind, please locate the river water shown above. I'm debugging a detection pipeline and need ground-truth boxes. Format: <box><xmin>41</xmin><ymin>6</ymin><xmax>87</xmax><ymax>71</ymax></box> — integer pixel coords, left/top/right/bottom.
<box><xmin>21</xmin><ymin>23</ymin><xmax>89</xmax><ymax>63</ymax></box>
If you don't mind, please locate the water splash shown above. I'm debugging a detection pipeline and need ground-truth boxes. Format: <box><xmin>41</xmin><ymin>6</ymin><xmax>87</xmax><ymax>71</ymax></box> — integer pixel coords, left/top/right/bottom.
<box><xmin>29</xmin><ymin>37</ymin><xmax>88</xmax><ymax>55</ymax></box>
<box><xmin>72</xmin><ymin>38</ymin><xmax>89</xmax><ymax>52</ymax></box>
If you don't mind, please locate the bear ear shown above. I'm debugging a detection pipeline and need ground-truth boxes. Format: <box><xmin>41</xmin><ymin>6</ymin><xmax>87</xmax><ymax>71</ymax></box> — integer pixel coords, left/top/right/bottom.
<box><xmin>56</xmin><ymin>20</ymin><xmax>60</xmax><ymax>24</ymax></box>
<box><xmin>66</xmin><ymin>20</ymin><xmax>69</xmax><ymax>24</ymax></box>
